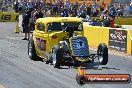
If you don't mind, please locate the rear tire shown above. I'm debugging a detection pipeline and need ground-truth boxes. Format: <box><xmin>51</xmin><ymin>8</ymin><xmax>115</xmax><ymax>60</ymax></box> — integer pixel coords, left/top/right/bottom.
<box><xmin>97</xmin><ymin>43</ymin><xmax>108</xmax><ymax>65</ymax></box>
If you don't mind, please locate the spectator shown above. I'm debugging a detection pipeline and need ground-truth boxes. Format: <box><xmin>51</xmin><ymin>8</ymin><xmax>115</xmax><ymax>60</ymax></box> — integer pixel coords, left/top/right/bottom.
<box><xmin>1</xmin><ymin>1</ymin><xmax>4</xmax><ymax>12</ymax></box>
<box><xmin>107</xmin><ymin>3</ymin><xmax>113</xmax><ymax>11</ymax></box>
<box><xmin>70</xmin><ymin>10</ymin><xmax>77</xmax><ymax>17</ymax></box>
<box><xmin>92</xmin><ymin>1</ymin><xmax>98</xmax><ymax>17</ymax></box>
<box><xmin>42</xmin><ymin>0</ymin><xmax>47</xmax><ymax>14</ymax></box>
<box><xmin>100</xmin><ymin>4</ymin><xmax>117</xmax><ymax>28</ymax></box>
<box><xmin>124</xmin><ymin>4</ymin><xmax>129</xmax><ymax>17</ymax></box>
<box><xmin>22</xmin><ymin>8</ymin><xmax>31</xmax><ymax>40</ymax></box>
<box><xmin>13</xmin><ymin>0</ymin><xmax>19</xmax><ymax>13</ymax></box>
<box><xmin>18</xmin><ymin>0</ymin><xmax>23</xmax><ymax>13</ymax></box>
<box><xmin>46</xmin><ymin>0</ymin><xmax>52</xmax><ymax>11</ymax></box>
<box><xmin>28</xmin><ymin>0</ymin><xmax>34</xmax><ymax>12</ymax></box>
<box><xmin>32</xmin><ymin>8</ymin><xmax>37</xmax><ymax>22</ymax></box>
<box><xmin>72</xmin><ymin>2</ymin><xmax>79</xmax><ymax>16</ymax></box>
<box><xmin>30</xmin><ymin>8</ymin><xmax>37</xmax><ymax>31</ymax></box>
<box><xmin>56</xmin><ymin>0</ymin><xmax>64</xmax><ymax>14</ymax></box>
<box><xmin>21</xmin><ymin>0</ymin><xmax>28</xmax><ymax>15</ymax></box>
<box><xmin>0</xmin><ymin>0</ymin><xmax>2</xmax><ymax>9</ymax></box>
<box><xmin>79</xmin><ymin>1</ymin><xmax>87</xmax><ymax>16</ymax></box>
<box><xmin>52</xmin><ymin>2</ymin><xmax>58</xmax><ymax>15</ymax></box>
<box><xmin>100</xmin><ymin>1</ymin><xmax>106</xmax><ymax>12</ymax></box>
<box><xmin>100</xmin><ymin>10</ymin><xmax>110</xmax><ymax>27</ymax></box>
<box><xmin>60</xmin><ymin>7</ymin><xmax>68</xmax><ymax>17</ymax></box>
<box><xmin>130</xmin><ymin>0</ymin><xmax>132</xmax><ymax>6</ymax></box>
<box><xmin>79</xmin><ymin>11</ymin><xmax>86</xmax><ymax>18</ymax></box>
<box><xmin>87</xmin><ymin>1</ymin><xmax>92</xmax><ymax>16</ymax></box>
<box><xmin>108</xmin><ymin>5</ymin><xmax>117</xmax><ymax>27</ymax></box>
<box><xmin>117</xmin><ymin>3</ymin><xmax>124</xmax><ymax>17</ymax></box>
<box><xmin>35</xmin><ymin>0</ymin><xmax>43</xmax><ymax>10</ymax></box>
<box><xmin>35</xmin><ymin>9</ymin><xmax>44</xmax><ymax>20</ymax></box>
<box><xmin>64</xmin><ymin>0</ymin><xmax>71</xmax><ymax>14</ymax></box>
<box><xmin>45</xmin><ymin>9</ymin><xmax>52</xmax><ymax>17</ymax></box>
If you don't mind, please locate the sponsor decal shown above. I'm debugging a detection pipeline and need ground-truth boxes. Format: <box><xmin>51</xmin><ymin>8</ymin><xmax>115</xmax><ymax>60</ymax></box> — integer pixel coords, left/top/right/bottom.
<box><xmin>76</xmin><ymin>68</ymin><xmax>131</xmax><ymax>85</ymax></box>
<box><xmin>109</xmin><ymin>29</ymin><xmax>127</xmax><ymax>52</ymax></box>
<box><xmin>1</xmin><ymin>15</ymin><xmax>11</xmax><ymax>20</ymax></box>
<box><xmin>0</xmin><ymin>12</ymin><xmax>19</xmax><ymax>22</ymax></box>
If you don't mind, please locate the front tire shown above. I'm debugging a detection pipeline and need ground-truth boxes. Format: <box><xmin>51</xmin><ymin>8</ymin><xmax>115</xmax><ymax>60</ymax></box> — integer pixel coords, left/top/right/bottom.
<box><xmin>97</xmin><ymin>43</ymin><xmax>108</xmax><ymax>65</ymax></box>
<box><xmin>28</xmin><ymin>39</ymin><xmax>40</xmax><ymax>61</ymax></box>
<box><xmin>51</xmin><ymin>46</ymin><xmax>62</xmax><ymax>68</ymax></box>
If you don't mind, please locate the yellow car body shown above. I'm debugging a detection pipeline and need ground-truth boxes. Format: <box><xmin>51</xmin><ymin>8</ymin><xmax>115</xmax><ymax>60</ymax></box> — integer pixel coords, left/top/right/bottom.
<box><xmin>32</xmin><ymin>17</ymin><xmax>84</xmax><ymax>59</ymax></box>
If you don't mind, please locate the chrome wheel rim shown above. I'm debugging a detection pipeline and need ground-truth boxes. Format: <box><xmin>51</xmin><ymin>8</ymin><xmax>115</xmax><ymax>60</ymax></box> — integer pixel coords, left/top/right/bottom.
<box><xmin>98</xmin><ymin>48</ymin><xmax>103</xmax><ymax>63</ymax></box>
<box><xmin>99</xmin><ymin>54</ymin><xmax>103</xmax><ymax>62</ymax></box>
<box><xmin>28</xmin><ymin>42</ymin><xmax>32</xmax><ymax>57</ymax></box>
<box><xmin>52</xmin><ymin>49</ymin><xmax>56</xmax><ymax>65</ymax></box>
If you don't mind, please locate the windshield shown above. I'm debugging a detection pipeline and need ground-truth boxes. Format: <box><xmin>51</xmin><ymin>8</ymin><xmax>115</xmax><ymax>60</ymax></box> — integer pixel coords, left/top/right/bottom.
<box><xmin>47</xmin><ymin>22</ymin><xmax>83</xmax><ymax>32</ymax></box>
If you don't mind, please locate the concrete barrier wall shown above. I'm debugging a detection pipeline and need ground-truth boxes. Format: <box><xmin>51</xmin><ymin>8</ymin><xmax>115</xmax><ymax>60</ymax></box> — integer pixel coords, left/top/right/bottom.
<box><xmin>84</xmin><ymin>25</ymin><xmax>132</xmax><ymax>55</ymax></box>
<box><xmin>127</xmin><ymin>30</ymin><xmax>132</xmax><ymax>55</ymax></box>
<box><xmin>83</xmin><ymin>26</ymin><xmax>109</xmax><ymax>47</ymax></box>
<box><xmin>91</xmin><ymin>17</ymin><xmax>132</xmax><ymax>25</ymax></box>
<box><xmin>0</xmin><ymin>12</ymin><xmax>19</xmax><ymax>22</ymax></box>
<box><xmin>115</xmin><ymin>17</ymin><xmax>132</xmax><ymax>25</ymax></box>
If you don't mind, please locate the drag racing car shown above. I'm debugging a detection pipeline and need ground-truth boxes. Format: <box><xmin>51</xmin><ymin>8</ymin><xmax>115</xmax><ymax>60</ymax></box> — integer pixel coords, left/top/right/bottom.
<box><xmin>28</xmin><ymin>17</ymin><xmax>108</xmax><ymax>68</ymax></box>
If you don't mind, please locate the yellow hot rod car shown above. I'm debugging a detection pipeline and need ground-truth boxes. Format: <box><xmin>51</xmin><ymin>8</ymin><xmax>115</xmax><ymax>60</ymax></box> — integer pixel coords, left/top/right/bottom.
<box><xmin>28</xmin><ymin>17</ymin><xmax>108</xmax><ymax>68</ymax></box>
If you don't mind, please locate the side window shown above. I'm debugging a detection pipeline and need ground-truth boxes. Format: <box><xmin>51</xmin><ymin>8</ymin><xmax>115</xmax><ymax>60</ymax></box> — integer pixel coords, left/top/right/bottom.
<box><xmin>47</xmin><ymin>23</ymin><xmax>52</xmax><ymax>32</ymax></box>
<box><xmin>36</xmin><ymin>23</ymin><xmax>45</xmax><ymax>31</ymax></box>
<box><xmin>47</xmin><ymin>22</ymin><xmax>62</xmax><ymax>32</ymax></box>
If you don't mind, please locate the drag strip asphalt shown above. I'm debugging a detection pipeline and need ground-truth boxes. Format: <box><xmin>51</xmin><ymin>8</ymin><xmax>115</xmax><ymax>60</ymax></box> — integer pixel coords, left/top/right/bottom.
<box><xmin>0</xmin><ymin>22</ymin><xmax>131</xmax><ymax>88</ymax></box>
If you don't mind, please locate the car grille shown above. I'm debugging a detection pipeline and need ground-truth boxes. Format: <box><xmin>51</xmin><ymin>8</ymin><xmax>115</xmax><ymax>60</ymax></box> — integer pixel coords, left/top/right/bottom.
<box><xmin>71</xmin><ymin>37</ymin><xmax>89</xmax><ymax>57</ymax></box>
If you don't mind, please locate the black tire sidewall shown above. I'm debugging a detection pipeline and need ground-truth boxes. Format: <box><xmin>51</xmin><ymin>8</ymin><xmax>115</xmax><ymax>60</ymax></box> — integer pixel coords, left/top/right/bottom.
<box><xmin>28</xmin><ymin>38</ymin><xmax>40</xmax><ymax>61</ymax></box>
<box><xmin>97</xmin><ymin>43</ymin><xmax>108</xmax><ymax>65</ymax></box>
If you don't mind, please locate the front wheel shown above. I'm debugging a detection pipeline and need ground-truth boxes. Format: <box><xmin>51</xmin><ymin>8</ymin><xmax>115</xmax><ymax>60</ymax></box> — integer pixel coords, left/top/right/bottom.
<box><xmin>28</xmin><ymin>39</ymin><xmax>40</xmax><ymax>61</ymax></box>
<box><xmin>97</xmin><ymin>43</ymin><xmax>108</xmax><ymax>65</ymax></box>
<box><xmin>51</xmin><ymin>46</ymin><xmax>62</xmax><ymax>68</ymax></box>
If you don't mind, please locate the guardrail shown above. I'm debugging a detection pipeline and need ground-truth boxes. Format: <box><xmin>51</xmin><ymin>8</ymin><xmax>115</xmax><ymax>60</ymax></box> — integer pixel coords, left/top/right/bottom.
<box><xmin>127</xmin><ymin>30</ymin><xmax>132</xmax><ymax>54</ymax></box>
<box><xmin>84</xmin><ymin>25</ymin><xmax>132</xmax><ymax>55</ymax></box>
<box><xmin>83</xmin><ymin>25</ymin><xmax>109</xmax><ymax>47</ymax></box>
<box><xmin>0</xmin><ymin>12</ymin><xmax>19</xmax><ymax>22</ymax></box>
<box><xmin>91</xmin><ymin>17</ymin><xmax>132</xmax><ymax>25</ymax></box>
<box><xmin>115</xmin><ymin>17</ymin><xmax>132</xmax><ymax>25</ymax></box>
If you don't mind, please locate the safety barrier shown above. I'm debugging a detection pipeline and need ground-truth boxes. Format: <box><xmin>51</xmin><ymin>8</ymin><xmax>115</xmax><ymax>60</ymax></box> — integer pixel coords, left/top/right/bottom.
<box><xmin>0</xmin><ymin>12</ymin><xmax>19</xmax><ymax>22</ymax></box>
<box><xmin>127</xmin><ymin>30</ymin><xmax>132</xmax><ymax>55</ymax></box>
<box><xmin>91</xmin><ymin>17</ymin><xmax>132</xmax><ymax>25</ymax></box>
<box><xmin>84</xmin><ymin>25</ymin><xmax>132</xmax><ymax>55</ymax></box>
<box><xmin>83</xmin><ymin>26</ymin><xmax>109</xmax><ymax>47</ymax></box>
<box><xmin>115</xmin><ymin>17</ymin><xmax>132</xmax><ymax>25</ymax></box>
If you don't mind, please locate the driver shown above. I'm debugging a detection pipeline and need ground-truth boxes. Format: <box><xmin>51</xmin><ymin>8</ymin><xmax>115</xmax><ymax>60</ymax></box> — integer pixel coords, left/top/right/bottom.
<box><xmin>64</xmin><ymin>27</ymin><xmax>78</xmax><ymax>38</ymax></box>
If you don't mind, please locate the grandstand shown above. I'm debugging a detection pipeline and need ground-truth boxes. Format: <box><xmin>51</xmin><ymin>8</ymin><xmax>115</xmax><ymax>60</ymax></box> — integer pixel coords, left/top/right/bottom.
<box><xmin>45</xmin><ymin>0</ymin><xmax>112</xmax><ymax>4</ymax></box>
<box><xmin>112</xmin><ymin>0</ymin><xmax>131</xmax><ymax>4</ymax></box>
